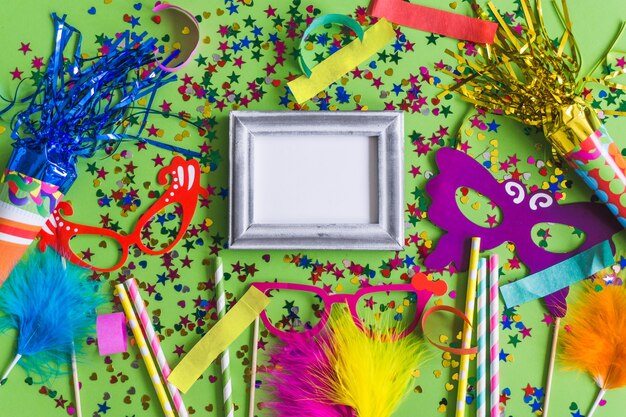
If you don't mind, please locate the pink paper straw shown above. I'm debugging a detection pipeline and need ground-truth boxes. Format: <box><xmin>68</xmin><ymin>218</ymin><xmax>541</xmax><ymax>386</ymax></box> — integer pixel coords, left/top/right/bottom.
<box><xmin>489</xmin><ymin>255</ymin><xmax>500</xmax><ymax>417</ymax></box>
<box><xmin>125</xmin><ymin>279</ymin><xmax>188</xmax><ymax>417</ymax></box>
<box><xmin>476</xmin><ymin>259</ymin><xmax>487</xmax><ymax>417</ymax></box>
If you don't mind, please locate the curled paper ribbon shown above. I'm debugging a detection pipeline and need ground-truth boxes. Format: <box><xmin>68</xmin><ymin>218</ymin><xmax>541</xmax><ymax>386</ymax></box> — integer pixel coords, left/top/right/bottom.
<box><xmin>500</xmin><ymin>239</ymin><xmax>615</xmax><ymax>309</ymax></box>
<box><xmin>96</xmin><ymin>312</ymin><xmax>128</xmax><ymax>356</ymax></box>
<box><xmin>421</xmin><ymin>305</ymin><xmax>478</xmax><ymax>355</ymax></box>
<box><xmin>298</xmin><ymin>14</ymin><xmax>365</xmax><ymax>78</ymax></box>
<box><xmin>168</xmin><ymin>286</ymin><xmax>271</xmax><ymax>393</ymax></box>
<box><xmin>368</xmin><ymin>0</ymin><xmax>498</xmax><ymax>44</ymax></box>
<box><xmin>288</xmin><ymin>18</ymin><xmax>395</xmax><ymax>104</ymax></box>
<box><xmin>153</xmin><ymin>3</ymin><xmax>200</xmax><ymax>72</ymax></box>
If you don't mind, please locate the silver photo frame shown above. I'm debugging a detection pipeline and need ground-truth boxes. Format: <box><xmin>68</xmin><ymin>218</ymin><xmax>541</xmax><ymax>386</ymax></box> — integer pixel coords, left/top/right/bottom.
<box><xmin>229</xmin><ymin>111</ymin><xmax>404</xmax><ymax>250</ymax></box>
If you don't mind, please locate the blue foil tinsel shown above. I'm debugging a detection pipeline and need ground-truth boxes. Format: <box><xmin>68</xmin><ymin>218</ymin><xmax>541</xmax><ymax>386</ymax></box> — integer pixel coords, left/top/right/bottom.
<box><xmin>6</xmin><ymin>13</ymin><xmax>181</xmax><ymax>193</ymax></box>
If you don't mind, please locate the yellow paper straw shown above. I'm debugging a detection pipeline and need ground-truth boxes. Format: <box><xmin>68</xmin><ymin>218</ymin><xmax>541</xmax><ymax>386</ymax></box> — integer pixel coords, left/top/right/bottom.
<box><xmin>456</xmin><ymin>237</ymin><xmax>481</xmax><ymax>417</ymax></box>
<box><xmin>115</xmin><ymin>284</ymin><xmax>175</xmax><ymax>417</ymax></box>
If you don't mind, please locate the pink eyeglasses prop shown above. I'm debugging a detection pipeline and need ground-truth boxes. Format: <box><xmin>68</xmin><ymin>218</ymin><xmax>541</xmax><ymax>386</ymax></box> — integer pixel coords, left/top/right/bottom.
<box><xmin>251</xmin><ymin>273</ymin><xmax>447</xmax><ymax>341</ymax></box>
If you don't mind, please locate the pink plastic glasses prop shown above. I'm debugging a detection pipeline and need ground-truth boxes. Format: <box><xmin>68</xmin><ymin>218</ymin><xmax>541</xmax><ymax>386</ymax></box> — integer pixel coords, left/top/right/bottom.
<box><xmin>38</xmin><ymin>157</ymin><xmax>208</xmax><ymax>271</ymax></box>
<box><xmin>252</xmin><ymin>276</ymin><xmax>446</xmax><ymax>341</ymax></box>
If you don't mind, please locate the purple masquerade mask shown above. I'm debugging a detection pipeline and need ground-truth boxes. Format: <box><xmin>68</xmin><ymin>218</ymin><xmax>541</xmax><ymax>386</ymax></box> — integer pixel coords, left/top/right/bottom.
<box><xmin>424</xmin><ymin>148</ymin><xmax>621</xmax><ymax>316</ymax></box>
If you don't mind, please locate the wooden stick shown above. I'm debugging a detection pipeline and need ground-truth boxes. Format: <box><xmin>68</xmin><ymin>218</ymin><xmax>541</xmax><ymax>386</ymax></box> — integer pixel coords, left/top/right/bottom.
<box><xmin>543</xmin><ymin>317</ymin><xmax>560</xmax><ymax>417</ymax></box>
<box><xmin>71</xmin><ymin>343</ymin><xmax>82</xmax><ymax>417</ymax></box>
<box><xmin>588</xmin><ymin>388</ymin><xmax>607</xmax><ymax>417</ymax></box>
<box><xmin>248</xmin><ymin>317</ymin><xmax>260</xmax><ymax>417</ymax></box>
<box><xmin>0</xmin><ymin>354</ymin><xmax>22</xmax><ymax>385</ymax></box>
<box><xmin>61</xmin><ymin>258</ymin><xmax>82</xmax><ymax>417</ymax></box>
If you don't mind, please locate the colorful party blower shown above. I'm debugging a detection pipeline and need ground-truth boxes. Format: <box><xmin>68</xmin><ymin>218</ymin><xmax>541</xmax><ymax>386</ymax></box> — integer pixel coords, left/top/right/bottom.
<box><xmin>439</xmin><ymin>0</ymin><xmax>626</xmax><ymax>228</ymax></box>
<box><xmin>0</xmin><ymin>13</ymin><xmax>179</xmax><ymax>285</ymax></box>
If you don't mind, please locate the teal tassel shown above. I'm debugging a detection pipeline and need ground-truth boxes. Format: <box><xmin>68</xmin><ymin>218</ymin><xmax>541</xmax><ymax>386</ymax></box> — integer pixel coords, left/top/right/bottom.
<box><xmin>0</xmin><ymin>250</ymin><xmax>104</xmax><ymax>384</ymax></box>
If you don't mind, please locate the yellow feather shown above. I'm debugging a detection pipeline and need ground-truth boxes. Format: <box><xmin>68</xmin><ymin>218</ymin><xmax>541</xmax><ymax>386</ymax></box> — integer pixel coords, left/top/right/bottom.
<box><xmin>560</xmin><ymin>283</ymin><xmax>626</xmax><ymax>390</ymax></box>
<box><xmin>316</xmin><ymin>307</ymin><xmax>429</xmax><ymax>417</ymax></box>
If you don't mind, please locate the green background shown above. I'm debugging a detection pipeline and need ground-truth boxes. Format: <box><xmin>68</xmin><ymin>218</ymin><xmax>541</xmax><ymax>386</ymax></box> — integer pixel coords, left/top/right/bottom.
<box><xmin>0</xmin><ymin>0</ymin><xmax>626</xmax><ymax>416</ymax></box>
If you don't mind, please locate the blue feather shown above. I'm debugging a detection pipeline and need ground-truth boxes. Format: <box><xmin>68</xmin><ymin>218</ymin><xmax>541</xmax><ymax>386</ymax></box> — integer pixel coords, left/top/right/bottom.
<box><xmin>0</xmin><ymin>250</ymin><xmax>104</xmax><ymax>383</ymax></box>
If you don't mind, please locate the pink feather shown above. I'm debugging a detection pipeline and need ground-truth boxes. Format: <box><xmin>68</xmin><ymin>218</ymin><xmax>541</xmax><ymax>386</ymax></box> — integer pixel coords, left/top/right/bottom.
<box><xmin>263</xmin><ymin>333</ymin><xmax>355</xmax><ymax>417</ymax></box>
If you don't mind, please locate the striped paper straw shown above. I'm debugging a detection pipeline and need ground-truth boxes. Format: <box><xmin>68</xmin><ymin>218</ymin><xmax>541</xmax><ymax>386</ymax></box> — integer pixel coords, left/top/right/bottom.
<box><xmin>215</xmin><ymin>257</ymin><xmax>235</xmax><ymax>417</ymax></box>
<box><xmin>125</xmin><ymin>279</ymin><xmax>188</xmax><ymax>417</ymax></box>
<box><xmin>115</xmin><ymin>284</ymin><xmax>175</xmax><ymax>417</ymax></box>
<box><xmin>489</xmin><ymin>255</ymin><xmax>500</xmax><ymax>417</ymax></box>
<box><xmin>476</xmin><ymin>259</ymin><xmax>487</xmax><ymax>417</ymax></box>
<box><xmin>456</xmin><ymin>237</ymin><xmax>481</xmax><ymax>417</ymax></box>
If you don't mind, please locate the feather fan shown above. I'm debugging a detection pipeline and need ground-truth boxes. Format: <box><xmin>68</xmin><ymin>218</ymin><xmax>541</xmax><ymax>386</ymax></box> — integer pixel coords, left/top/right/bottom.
<box><xmin>0</xmin><ymin>249</ymin><xmax>103</xmax><ymax>384</ymax></box>
<box><xmin>560</xmin><ymin>283</ymin><xmax>626</xmax><ymax>417</ymax></box>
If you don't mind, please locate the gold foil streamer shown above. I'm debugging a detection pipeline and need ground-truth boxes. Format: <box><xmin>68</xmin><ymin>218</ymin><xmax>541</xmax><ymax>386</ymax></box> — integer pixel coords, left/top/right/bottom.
<box><xmin>544</xmin><ymin>100</ymin><xmax>601</xmax><ymax>155</ymax></box>
<box><xmin>439</xmin><ymin>0</ymin><xmax>626</xmax><ymax>156</ymax></box>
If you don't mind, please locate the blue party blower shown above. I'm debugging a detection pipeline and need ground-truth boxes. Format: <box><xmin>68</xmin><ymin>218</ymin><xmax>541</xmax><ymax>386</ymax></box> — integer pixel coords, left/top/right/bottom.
<box><xmin>0</xmin><ymin>13</ymin><xmax>184</xmax><ymax>285</ymax></box>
